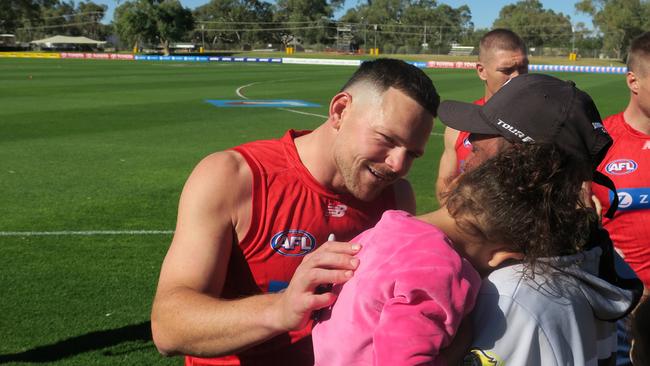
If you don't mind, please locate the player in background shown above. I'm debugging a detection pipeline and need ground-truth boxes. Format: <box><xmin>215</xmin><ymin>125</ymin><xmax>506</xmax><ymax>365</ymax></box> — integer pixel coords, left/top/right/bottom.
<box><xmin>593</xmin><ymin>31</ymin><xmax>650</xmax><ymax>294</ymax></box>
<box><xmin>592</xmin><ymin>31</ymin><xmax>650</xmax><ymax>366</ymax></box>
<box><xmin>436</xmin><ymin>29</ymin><xmax>528</xmax><ymax>202</ymax></box>
<box><xmin>150</xmin><ymin>58</ymin><xmax>439</xmax><ymax>366</ymax></box>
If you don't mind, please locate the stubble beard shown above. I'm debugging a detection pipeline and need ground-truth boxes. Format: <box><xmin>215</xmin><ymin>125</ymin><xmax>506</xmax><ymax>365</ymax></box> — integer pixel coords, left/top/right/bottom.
<box><xmin>334</xmin><ymin>151</ymin><xmax>384</xmax><ymax>202</ymax></box>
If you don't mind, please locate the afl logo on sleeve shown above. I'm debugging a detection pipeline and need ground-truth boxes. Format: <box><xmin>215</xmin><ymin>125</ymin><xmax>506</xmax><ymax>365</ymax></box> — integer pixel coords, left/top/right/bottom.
<box><xmin>605</xmin><ymin>159</ymin><xmax>638</xmax><ymax>175</ymax></box>
<box><xmin>270</xmin><ymin>230</ymin><xmax>316</xmax><ymax>256</ymax></box>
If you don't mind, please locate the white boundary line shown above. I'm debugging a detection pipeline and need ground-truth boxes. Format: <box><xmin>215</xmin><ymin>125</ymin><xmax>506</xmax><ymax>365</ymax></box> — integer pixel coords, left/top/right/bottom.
<box><xmin>234</xmin><ymin>81</ymin><xmax>444</xmax><ymax>136</ymax></box>
<box><xmin>0</xmin><ymin>230</ymin><xmax>174</xmax><ymax>237</ymax></box>
<box><xmin>236</xmin><ymin>81</ymin><xmax>330</xmax><ymax>119</ymax></box>
<box><xmin>236</xmin><ymin>82</ymin><xmax>257</xmax><ymax>99</ymax></box>
<box><xmin>276</xmin><ymin>107</ymin><xmax>328</xmax><ymax>118</ymax></box>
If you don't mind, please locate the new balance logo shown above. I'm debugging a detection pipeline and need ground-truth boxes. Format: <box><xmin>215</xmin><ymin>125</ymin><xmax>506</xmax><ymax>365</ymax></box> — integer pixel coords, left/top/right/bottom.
<box><xmin>326</xmin><ymin>202</ymin><xmax>348</xmax><ymax>217</ymax></box>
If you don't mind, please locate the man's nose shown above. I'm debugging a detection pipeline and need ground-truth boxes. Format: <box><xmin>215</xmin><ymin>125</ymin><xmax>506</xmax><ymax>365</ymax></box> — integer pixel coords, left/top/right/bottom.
<box><xmin>386</xmin><ymin>148</ymin><xmax>410</xmax><ymax>176</ymax></box>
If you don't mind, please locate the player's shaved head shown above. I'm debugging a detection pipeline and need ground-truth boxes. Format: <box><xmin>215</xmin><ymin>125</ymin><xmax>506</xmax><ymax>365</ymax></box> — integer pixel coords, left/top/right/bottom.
<box><xmin>340</xmin><ymin>58</ymin><xmax>440</xmax><ymax>116</ymax></box>
<box><xmin>479</xmin><ymin>29</ymin><xmax>527</xmax><ymax>62</ymax></box>
<box><xmin>627</xmin><ymin>31</ymin><xmax>650</xmax><ymax>77</ymax></box>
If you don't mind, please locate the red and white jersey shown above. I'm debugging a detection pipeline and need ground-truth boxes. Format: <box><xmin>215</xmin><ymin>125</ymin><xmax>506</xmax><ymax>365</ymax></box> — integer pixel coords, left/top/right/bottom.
<box><xmin>593</xmin><ymin>112</ymin><xmax>650</xmax><ymax>288</ymax></box>
<box><xmin>186</xmin><ymin>130</ymin><xmax>397</xmax><ymax>366</ymax></box>
<box><xmin>454</xmin><ymin>97</ymin><xmax>486</xmax><ymax>173</ymax></box>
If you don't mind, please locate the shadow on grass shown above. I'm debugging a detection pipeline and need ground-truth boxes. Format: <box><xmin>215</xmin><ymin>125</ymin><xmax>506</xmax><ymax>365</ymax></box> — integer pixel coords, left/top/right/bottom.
<box><xmin>0</xmin><ymin>321</ymin><xmax>153</xmax><ymax>363</ymax></box>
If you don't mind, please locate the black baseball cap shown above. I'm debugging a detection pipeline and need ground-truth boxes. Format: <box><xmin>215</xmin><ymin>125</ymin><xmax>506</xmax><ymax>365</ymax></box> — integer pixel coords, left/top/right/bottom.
<box><xmin>438</xmin><ymin>73</ymin><xmax>612</xmax><ymax>172</ymax></box>
<box><xmin>439</xmin><ymin>73</ymin><xmax>619</xmax><ymax>218</ymax></box>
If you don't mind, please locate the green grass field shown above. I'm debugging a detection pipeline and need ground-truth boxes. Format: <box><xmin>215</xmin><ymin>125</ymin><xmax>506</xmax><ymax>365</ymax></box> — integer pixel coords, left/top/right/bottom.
<box><xmin>0</xmin><ymin>58</ymin><xmax>630</xmax><ymax>365</ymax></box>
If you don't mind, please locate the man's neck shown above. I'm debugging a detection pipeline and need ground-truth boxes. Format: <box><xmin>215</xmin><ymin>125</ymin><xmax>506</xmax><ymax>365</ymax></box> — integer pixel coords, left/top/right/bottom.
<box><xmin>293</xmin><ymin>124</ymin><xmax>341</xmax><ymax>192</ymax></box>
<box><xmin>623</xmin><ymin>98</ymin><xmax>650</xmax><ymax>135</ymax></box>
<box><xmin>484</xmin><ymin>88</ymin><xmax>493</xmax><ymax>102</ymax></box>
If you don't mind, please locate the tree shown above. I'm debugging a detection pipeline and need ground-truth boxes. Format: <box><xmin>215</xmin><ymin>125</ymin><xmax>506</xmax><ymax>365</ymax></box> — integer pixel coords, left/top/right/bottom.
<box><xmin>340</xmin><ymin>0</ymin><xmax>472</xmax><ymax>53</ymax></box>
<box><xmin>0</xmin><ymin>0</ymin><xmax>57</xmax><ymax>36</ymax></box>
<box><xmin>114</xmin><ymin>0</ymin><xmax>158</xmax><ymax>51</ymax></box>
<box><xmin>273</xmin><ymin>0</ymin><xmax>343</xmax><ymax>46</ymax></box>
<box><xmin>113</xmin><ymin>0</ymin><xmax>194</xmax><ymax>55</ymax></box>
<box><xmin>493</xmin><ymin>0</ymin><xmax>572</xmax><ymax>48</ymax></box>
<box><xmin>36</xmin><ymin>0</ymin><xmax>107</xmax><ymax>38</ymax></box>
<box><xmin>193</xmin><ymin>0</ymin><xmax>273</xmax><ymax>49</ymax></box>
<box><xmin>576</xmin><ymin>0</ymin><xmax>648</xmax><ymax>59</ymax></box>
<box><xmin>2</xmin><ymin>0</ymin><xmax>107</xmax><ymax>42</ymax></box>
<box><xmin>156</xmin><ymin>0</ymin><xmax>194</xmax><ymax>54</ymax></box>
<box><xmin>76</xmin><ymin>1</ymin><xmax>109</xmax><ymax>39</ymax></box>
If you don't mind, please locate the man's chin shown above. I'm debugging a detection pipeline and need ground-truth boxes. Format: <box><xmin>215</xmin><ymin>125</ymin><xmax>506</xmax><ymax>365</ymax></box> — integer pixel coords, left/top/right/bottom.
<box><xmin>350</xmin><ymin>184</ymin><xmax>388</xmax><ymax>202</ymax></box>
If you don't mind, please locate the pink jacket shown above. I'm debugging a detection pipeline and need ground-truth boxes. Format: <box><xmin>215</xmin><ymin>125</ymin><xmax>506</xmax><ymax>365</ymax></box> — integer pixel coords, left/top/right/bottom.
<box><xmin>312</xmin><ymin>210</ymin><xmax>481</xmax><ymax>365</ymax></box>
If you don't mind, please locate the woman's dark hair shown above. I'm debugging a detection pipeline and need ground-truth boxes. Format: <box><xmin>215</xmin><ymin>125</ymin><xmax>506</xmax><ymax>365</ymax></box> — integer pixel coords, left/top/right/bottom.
<box><xmin>444</xmin><ymin>143</ymin><xmax>598</xmax><ymax>267</ymax></box>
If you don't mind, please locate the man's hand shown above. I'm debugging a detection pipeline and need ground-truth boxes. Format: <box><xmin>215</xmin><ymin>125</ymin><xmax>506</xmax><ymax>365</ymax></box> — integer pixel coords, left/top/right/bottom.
<box><xmin>272</xmin><ymin>240</ymin><xmax>361</xmax><ymax>332</ymax></box>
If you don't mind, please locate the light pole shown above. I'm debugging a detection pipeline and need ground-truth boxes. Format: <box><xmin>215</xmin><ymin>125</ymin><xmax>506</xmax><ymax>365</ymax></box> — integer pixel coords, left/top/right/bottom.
<box><xmin>373</xmin><ymin>24</ymin><xmax>377</xmax><ymax>50</ymax></box>
<box><xmin>422</xmin><ymin>24</ymin><xmax>428</xmax><ymax>52</ymax></box>
<box><xmin>201</xmin><ymin>24</ymin><xmax>205</xmax><ymax>51</ymax></box>
<box><xmin>361</xmin><ymin>17</ymin><xmax>367</xmax><ymax>50</ymax></box>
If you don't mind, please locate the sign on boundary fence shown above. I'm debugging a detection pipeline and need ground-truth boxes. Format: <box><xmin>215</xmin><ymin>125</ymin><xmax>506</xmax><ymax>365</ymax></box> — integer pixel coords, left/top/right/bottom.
<box><xmin>0</xmin><ymin>52</ymin><xmax>628</xmax><ymax>74</ymax></box>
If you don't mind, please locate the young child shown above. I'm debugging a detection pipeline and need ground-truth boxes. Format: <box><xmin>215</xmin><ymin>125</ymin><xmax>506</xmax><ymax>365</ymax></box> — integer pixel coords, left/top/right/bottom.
<box><xmin>312</xmin><ymin>143</ymin><xmax>598</xmax><ymax>365</ymax></box>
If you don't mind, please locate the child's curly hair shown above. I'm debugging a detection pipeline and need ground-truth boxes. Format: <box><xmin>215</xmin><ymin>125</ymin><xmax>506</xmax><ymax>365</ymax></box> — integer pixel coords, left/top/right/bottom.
<box><xmin>444</xmin><ymin>143</ymin><xmax>598</xmax><ymax>267</ymax></box>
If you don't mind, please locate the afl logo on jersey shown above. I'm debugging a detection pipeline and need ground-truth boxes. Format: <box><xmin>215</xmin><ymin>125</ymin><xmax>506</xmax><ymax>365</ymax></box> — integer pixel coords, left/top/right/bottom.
<box><xmin>270</xmin><ymin>230</ymin><xmax>316</xmax><ymax>256</ymax></box>
<box><xmin>606</xmin><ymin>159</ymin><xmax>638</xmax><ymax>175</ymax></box>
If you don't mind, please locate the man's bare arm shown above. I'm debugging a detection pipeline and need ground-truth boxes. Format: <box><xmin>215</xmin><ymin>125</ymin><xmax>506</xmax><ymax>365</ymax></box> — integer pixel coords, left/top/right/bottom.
<box><xmin>151</xmin><ymin>151</ymin><xmax>360</xmax><ymax>357</ymax></box>
<box><xmin>436</xmin><ymin>127</ymin><xmax>461</xmax><ymax>203</ymax></box>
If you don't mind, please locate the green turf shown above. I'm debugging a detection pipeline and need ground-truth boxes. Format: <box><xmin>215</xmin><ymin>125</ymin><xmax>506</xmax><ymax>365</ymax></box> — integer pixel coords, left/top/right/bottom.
<box><xmin>0</xmin><ymin>58</ymin><xmax>630</xmax><ymax>365</ymax></box>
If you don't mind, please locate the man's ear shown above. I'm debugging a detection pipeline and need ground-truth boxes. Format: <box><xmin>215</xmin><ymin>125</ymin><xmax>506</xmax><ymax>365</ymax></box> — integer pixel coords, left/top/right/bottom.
<box><xmin>476</xmin><ymin>62</ymin><xmax>488</xmax><ymax>81</ymax></box>
<box><xmin>627</xmin><ymin>71</ymin><xmax>639</xmax><ymax>94</ymax></box>
<box><xmin>329</xmin><ymin>92</ymin><xmax>352</xmax><ymax>130</ymax></box>
<box><xmin>487</xmin><ymin>249</ymin><xmax>524</xmax><ymax>269</ymax></box>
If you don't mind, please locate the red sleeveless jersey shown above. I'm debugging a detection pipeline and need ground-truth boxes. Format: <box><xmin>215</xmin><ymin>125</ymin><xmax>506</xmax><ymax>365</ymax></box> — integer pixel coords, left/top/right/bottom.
<box><xmin>593</xmin><ymin>112</ymin><xmax>650</xmax><ymax>288</ymax></box>
<box><xmin>186</xmin><ymin>130</ymin><xmax>397</xmax><ymax>366</ymax></box>
<box><xmin>454</xmin><ymin>97</ymin><xmax>486</xmax><ymax>173</ymax></box>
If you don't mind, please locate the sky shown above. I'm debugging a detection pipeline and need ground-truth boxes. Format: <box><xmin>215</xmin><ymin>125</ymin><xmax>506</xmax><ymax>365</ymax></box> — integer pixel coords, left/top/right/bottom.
<box><xmin>94</xmin><ymin>0</ymin><xmax>594</xmax><ymax>29</ymax></box>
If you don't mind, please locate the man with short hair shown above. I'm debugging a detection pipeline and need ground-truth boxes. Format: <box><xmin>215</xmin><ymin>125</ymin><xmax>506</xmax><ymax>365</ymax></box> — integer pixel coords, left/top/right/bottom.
<box><xmin>150</xmin><ymin>58</ymin><xmax>439</xmax><ymax>366</ymax></box>
<box><xmin>436</xmin><ymin>73</ymin><xmax>642</xmax><ymax>365</ymax></box>
<box><xmin>592</xmin><ymin>31</ymin><xmax>650</xmax><ymax>366</ymax></box>
<box><xmin>436</xmin><ymin>29</ymin><xmax>528</xmax><ymax>201</ymax></box>
<box><xmin>593</xmin><ymin>31</ymin><xmax>650</xmax><ymax>293</ymax></box>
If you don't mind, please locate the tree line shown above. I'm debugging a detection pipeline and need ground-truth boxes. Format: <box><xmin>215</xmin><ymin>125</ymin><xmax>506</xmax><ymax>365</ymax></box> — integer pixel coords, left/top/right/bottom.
<box><xmin>1</xmin><ymin>0</ymin><xmax>649</xmax><ymax>58</ymax></box>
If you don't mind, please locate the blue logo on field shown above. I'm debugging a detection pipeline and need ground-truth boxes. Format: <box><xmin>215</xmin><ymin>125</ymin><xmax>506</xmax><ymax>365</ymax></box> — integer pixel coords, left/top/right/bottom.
<box><xmin>609</xmin><ymin>188</ymin><xmax>650</xmax><ymax>211</ymax></box>
<box><xmin>206</xmin><ymin>99</ymin><xmax>321</xmax><ymax>108</ymax></box>
<box><xmin>606</xmin><ymin>159</ymin><xmax>638</xmax><ymax>175</ymax></box>
<box><xmin>270</xmin><ymin>230</ymin><xmax>316</xmax><ymax>256</ymax></box>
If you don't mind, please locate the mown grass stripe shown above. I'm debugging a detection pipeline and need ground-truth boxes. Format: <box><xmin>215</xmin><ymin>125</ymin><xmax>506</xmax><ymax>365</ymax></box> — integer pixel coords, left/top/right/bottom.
<box><xmin>0</xmin><ymin>230</ymin><xmax>174</xmax><ymax>236</ymax></box>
